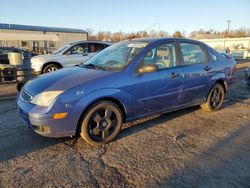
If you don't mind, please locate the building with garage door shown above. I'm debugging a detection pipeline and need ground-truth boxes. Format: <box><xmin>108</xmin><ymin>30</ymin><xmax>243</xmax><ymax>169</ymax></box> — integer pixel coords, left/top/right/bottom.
<box><xmin>0</xmin><ymin>23</ymin><xmax>88</xmax><ymax>54</ymax></box>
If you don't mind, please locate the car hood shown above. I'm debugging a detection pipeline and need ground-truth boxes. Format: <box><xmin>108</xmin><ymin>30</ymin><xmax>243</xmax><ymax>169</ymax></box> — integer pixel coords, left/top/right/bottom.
<box><xmin>24</xmin><ymin>67</ymin><xmax>114</xmax><ymax>96</ymax></box>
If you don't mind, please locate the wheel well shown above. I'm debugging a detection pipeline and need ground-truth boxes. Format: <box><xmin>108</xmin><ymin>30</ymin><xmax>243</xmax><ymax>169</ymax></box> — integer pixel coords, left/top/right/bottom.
<box><xmin>216</xmin><ymin>79</ymin><xmax>227</xmax><ymax>92</ymax></box>
<box><xmin>75</xmin><ymin>97</ymin><xmax>127</xmax><ymax>137</ymax></box>
<box><xmin>42</xmin><ymin>62</ymin><xmax>62</xmax><ymax>73</ymax></box>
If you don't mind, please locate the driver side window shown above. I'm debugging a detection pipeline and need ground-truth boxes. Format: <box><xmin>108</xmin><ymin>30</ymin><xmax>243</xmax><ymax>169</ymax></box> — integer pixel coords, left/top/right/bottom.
<box><xmin>142</xmin><ymin>42</ymin><xmax>177</xmax><ymax>70</ymax></box>
<box><xmin>65</xmin><ymin>43</ymin><xmax>88</xmax><ymax>55</ymax></box>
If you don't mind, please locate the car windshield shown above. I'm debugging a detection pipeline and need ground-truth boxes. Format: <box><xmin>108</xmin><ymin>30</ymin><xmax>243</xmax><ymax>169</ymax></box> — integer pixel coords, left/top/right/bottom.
<box><xmin>82</xmin><ymin>41</ymin><xmax>149</xmax><ymax>71</ymax></box>
<box><xmin>52</xmin><ymin>44</ymin><xmax>71</xmax><ymax>54</ymax></box>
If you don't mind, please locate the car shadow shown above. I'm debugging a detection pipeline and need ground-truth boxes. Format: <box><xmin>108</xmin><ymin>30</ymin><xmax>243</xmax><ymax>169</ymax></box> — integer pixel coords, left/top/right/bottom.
<box><xmin>0</xmin><ymin>126</ymin><xmax>66</xmax><ymax>162</ymax></box>
<box><xmin>117</xmin><ymin>106</ymin><xmax>199</xmax><ymax>141</ymax></box>
<box><xmin>117</xmin><ymin>84</ymin><xmax>249</xmax><ymax>143</ymax></box>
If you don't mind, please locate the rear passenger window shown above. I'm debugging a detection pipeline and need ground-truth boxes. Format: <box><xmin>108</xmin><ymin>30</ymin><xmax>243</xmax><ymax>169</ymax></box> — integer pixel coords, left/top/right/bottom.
<box><xmin>88</xmin><ymin>43</ymin><xmax>105</xmax><ymax>53</ymax></box>
<box><xmin>180</xmin><ymin>43</ymin><xmax>206</xmax><ymax>65</ymax></box>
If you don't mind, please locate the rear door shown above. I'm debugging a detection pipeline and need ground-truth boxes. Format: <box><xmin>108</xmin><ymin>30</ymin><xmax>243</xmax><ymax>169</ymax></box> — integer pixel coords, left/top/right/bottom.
<box><xmin>85</xmin><ymin>43</ymin><xmax>107</xmax><ymax>63</ymax></box>
<box><xmin>178</xmin><ymin>41</ymin><xmax>216</xmax><ymax>105</ymax></box>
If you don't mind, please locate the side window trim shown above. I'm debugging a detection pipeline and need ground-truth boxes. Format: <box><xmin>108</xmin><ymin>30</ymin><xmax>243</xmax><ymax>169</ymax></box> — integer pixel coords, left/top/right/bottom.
<box><xmin>134</xmin><ymin>41</ymin><xmax>179</xmax><ymax>73</ymax></box>
<box><xmin>63</xmin><ymin>43</ymin><xmax>88</xmax><ymax>55</ymax></box>
<box><xmin>178</xmin><ymin>41</ymin><xmax>209</xmax><ymax>66</ymax></box>
<box><xmin>207</xmin><ymin>48</ymin><xmax>219</xmax><ymax>62</ymax></box>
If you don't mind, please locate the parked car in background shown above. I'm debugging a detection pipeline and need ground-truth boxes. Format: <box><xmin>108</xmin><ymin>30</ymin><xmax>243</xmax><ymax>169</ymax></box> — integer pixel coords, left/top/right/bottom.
<box><xmin>0</xmin><ymin>47</ymin><xmax>36</xmax><ymax>64</ymax></box>
<box><xmin>31</xmin><ymin>41</ymin><xmax>112</xmax><ymax>74</ymax></box>
<box><xmin>17</xmin><ymin>38</ymin><xmax>236</xmax><ymax>145</ymax></box>
<box><xmin>244</xmin><ymin>67</ymin><xmax>250</xmax><ymax>86</ymax></box>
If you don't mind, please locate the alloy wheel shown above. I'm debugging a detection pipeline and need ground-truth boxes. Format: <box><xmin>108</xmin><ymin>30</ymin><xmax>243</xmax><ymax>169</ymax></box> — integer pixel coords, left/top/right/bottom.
<box><xmin>46</xmin><ymin>66</ymin><xmax>58</xmax><ymax>72</ymax></box>
<box><xmin>88</xmin><ymin>107</ymin><xmax>118</xmax><ymax>142</ymax></box>
<box><xmin>210</xmin><ymin>87</ymin><xmax>223</xmax><ymax>109</ymax></box>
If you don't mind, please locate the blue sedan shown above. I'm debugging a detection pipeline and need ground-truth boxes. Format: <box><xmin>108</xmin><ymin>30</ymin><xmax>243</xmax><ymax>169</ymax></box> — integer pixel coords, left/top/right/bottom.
<box><xmin>17</xmin><ymin>38</ymin><xmax>236</xmax><ymax>145</ymax></box>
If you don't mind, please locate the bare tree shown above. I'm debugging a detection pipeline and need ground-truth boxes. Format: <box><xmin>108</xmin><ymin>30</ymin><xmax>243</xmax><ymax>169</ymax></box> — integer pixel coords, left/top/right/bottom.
<box><xmin>85</xmin><ymin>27</ymin><xmax>250</xmax><ymax>42</ymax></box>
<box><xmin>173</xmin><ymin>31</ymin><xmax>182</xmax><ymax>38</ymax></box>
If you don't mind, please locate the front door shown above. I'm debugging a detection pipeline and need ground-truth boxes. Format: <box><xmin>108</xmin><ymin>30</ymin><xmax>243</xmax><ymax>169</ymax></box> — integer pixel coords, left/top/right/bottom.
<box><xmin>131</xmin><ymin>42</ymin><xmax>183</xmax><ymax>113</ymax></box>
<box><xmin>62</xmin><ymin>43</ymin><xmax>88</xmax><ymax>67</ymax></box>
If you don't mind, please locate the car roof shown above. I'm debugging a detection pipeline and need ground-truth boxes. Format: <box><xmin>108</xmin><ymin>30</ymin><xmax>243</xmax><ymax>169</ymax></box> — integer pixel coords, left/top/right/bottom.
<box><xmin>130</xmin><ymin>37</ymin><xmax>204</xmax><ymax>44</ymax></box>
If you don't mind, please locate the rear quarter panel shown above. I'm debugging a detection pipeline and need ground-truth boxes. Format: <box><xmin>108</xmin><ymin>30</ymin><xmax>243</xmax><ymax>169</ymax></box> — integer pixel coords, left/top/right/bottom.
<box><xmin>207</xmin><ymin>54</ymin><xmax>236</xmax><ymax>94</ymax></box>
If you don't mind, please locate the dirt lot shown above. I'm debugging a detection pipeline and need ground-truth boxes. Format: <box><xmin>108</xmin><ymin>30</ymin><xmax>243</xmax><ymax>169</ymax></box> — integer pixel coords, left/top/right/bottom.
<box><xmin>0</xmin><ymin>65</ymin><xmax>250</xmax><ymax>188</ymax></box>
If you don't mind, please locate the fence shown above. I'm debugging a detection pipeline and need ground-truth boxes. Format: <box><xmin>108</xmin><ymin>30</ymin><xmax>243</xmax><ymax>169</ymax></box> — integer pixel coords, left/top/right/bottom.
<box><xmin>199</xmin><ymin>37</ymin><xmax>250</xmax><ymax>59</ymax></box>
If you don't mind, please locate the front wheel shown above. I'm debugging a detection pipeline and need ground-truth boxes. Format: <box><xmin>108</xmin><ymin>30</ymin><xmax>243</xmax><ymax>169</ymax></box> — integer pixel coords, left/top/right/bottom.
<box><xmin>80</xmin><ymin>101</ymin><xmax>123</xmax><ymax>146</ymax></box>
<box><xmin>201</xmin><ymin>83</ymin><xmax>225</xmax><ymax>112</ymax></box>
<box><xmin>43</xmin><ymin>64</ymin><xmax>60</xmax><ymax>73</ymax></box>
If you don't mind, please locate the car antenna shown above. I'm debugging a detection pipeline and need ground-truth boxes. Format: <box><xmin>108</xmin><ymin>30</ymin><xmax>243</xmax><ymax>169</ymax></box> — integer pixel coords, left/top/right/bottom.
<box><xmin>129</xmin><ymin>22</ymin><xmax>160</xmax><ymax>41</ymax></box>
<box><xmin>129</xmin><ymin>34</ymin><xmax>136</xmax><ymax>41</ymax></box>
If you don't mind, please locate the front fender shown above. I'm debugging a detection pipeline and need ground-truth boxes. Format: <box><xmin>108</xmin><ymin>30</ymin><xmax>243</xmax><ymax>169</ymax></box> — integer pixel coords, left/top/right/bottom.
<box><xmin>69</xmin><ymin>88</ymin><xmax>143</xmax><ymax>130</ymax></box>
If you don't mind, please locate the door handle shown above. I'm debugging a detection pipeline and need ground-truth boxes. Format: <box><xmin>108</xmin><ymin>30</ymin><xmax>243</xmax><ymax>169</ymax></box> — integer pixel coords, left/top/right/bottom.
<box><xmin>204</xmin><ymin>66</ymin><xmax>212</xmax><ymax>71</ymax></box>
<box><xmin>169</xmin><ymin>72</ymin><xmax>180</xmax><ymax>78</ymax></box>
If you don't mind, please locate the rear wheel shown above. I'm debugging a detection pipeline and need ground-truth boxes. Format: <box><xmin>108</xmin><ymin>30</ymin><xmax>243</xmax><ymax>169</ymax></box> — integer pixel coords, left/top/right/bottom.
<box><xmin>80</xmin><ymin>101</ymin><xmax>122</xmax><ymax>146</ymax></box>
<box><xmin>43</xmin><ymin>64</ymin><xmax>60</xmax><ymax>73</ymax></box>
<box><xmin>201</xmin><ymin>83</ymin><xmax>225</xmax><ymax>112</ymax></box>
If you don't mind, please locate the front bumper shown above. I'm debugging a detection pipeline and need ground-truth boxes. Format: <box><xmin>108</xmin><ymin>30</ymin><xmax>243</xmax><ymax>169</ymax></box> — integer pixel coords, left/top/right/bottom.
<box><xmin>17</xmin><ymin>95</ymin><xmax>76</xmax><ymax>138</ymax></box>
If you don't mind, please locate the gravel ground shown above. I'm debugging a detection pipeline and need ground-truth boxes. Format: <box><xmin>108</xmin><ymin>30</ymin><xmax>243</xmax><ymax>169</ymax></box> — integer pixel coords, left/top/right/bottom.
<box><xmin>0</xmin><ymin>65</ymin><xmax>249</xmax><ymax>187</ymax></box>
<box><xmin>0</xmin><ymin>84</ymin><xmax>17</xmax><ymax>99</ymax></box>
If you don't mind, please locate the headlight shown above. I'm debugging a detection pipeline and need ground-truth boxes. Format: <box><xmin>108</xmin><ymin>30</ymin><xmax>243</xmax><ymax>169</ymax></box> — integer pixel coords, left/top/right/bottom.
<box><xmin>31</xmin><ymin>91</ymin><xmax>63</xmax><ymax>107</ymax></box>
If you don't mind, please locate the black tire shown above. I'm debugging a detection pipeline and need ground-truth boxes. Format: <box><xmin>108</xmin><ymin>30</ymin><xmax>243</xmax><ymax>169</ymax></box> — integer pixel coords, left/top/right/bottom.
<box><xmin>80</xmin><ymin>101</ymin><xmax>123</xmax><ymax>146</ymax></box>
<box><xmin>43</xmin><ymin>64</ymin><xmax>60</xmax><ymax>73</ymax></box>
<box><xmin>201</xmin><ymin>83</ymin><xmax>225</xmax><ymax>112</ymax></box>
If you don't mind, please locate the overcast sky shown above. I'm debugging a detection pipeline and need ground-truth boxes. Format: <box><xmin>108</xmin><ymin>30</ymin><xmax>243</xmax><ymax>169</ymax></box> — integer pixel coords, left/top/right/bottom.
<box><xmin>1</xmin><ymin>0</ymin><xmax>250</xmax><ymax>34</ymax></box>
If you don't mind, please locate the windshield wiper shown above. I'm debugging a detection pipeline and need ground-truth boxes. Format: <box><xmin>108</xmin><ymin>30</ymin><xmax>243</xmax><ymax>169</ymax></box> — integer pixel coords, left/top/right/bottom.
<box><xmin>81</xmin><ymin>63</ymin><xmax>106</xmax><ymax>70</ymax></box>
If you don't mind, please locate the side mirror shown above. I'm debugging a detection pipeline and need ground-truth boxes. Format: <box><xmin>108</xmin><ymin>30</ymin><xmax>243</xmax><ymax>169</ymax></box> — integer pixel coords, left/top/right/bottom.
<box><xmin>137</xmin><ymin>64</ymin><xmax>158</xmax><ymax>74</ymax></box>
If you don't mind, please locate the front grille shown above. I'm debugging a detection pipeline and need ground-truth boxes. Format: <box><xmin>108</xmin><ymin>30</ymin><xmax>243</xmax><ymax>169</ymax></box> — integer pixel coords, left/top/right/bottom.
<box><xmin>21</xmin><ymin>89</ymin><xmax>33</xmax><ymax>103</ymax></box>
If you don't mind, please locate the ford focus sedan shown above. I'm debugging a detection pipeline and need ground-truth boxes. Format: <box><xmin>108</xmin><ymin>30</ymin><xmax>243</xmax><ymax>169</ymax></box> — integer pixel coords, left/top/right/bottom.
<box><xmin>17</xmin><ymin>38</ymin><xmax>236</xmax><ymax>145</ymax></box>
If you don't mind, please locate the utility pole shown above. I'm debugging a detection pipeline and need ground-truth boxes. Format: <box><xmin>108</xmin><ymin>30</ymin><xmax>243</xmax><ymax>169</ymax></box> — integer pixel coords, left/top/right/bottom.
<box><xmin>226</xmin><ymin>20</ymin><xmax>231</xmax><ymax>37</ymax></box>
<box><xmin>224</xmin><ymin>20</ymin><xmax>231</xmax><ymax>50</ymax></box>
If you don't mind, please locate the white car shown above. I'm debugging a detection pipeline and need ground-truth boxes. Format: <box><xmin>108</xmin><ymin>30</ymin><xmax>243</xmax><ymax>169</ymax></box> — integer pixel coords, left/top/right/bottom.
<box><xmin>31</xmin><ymin>41</ymin><xmax>112</xmax><ymax>74</ymax></box>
